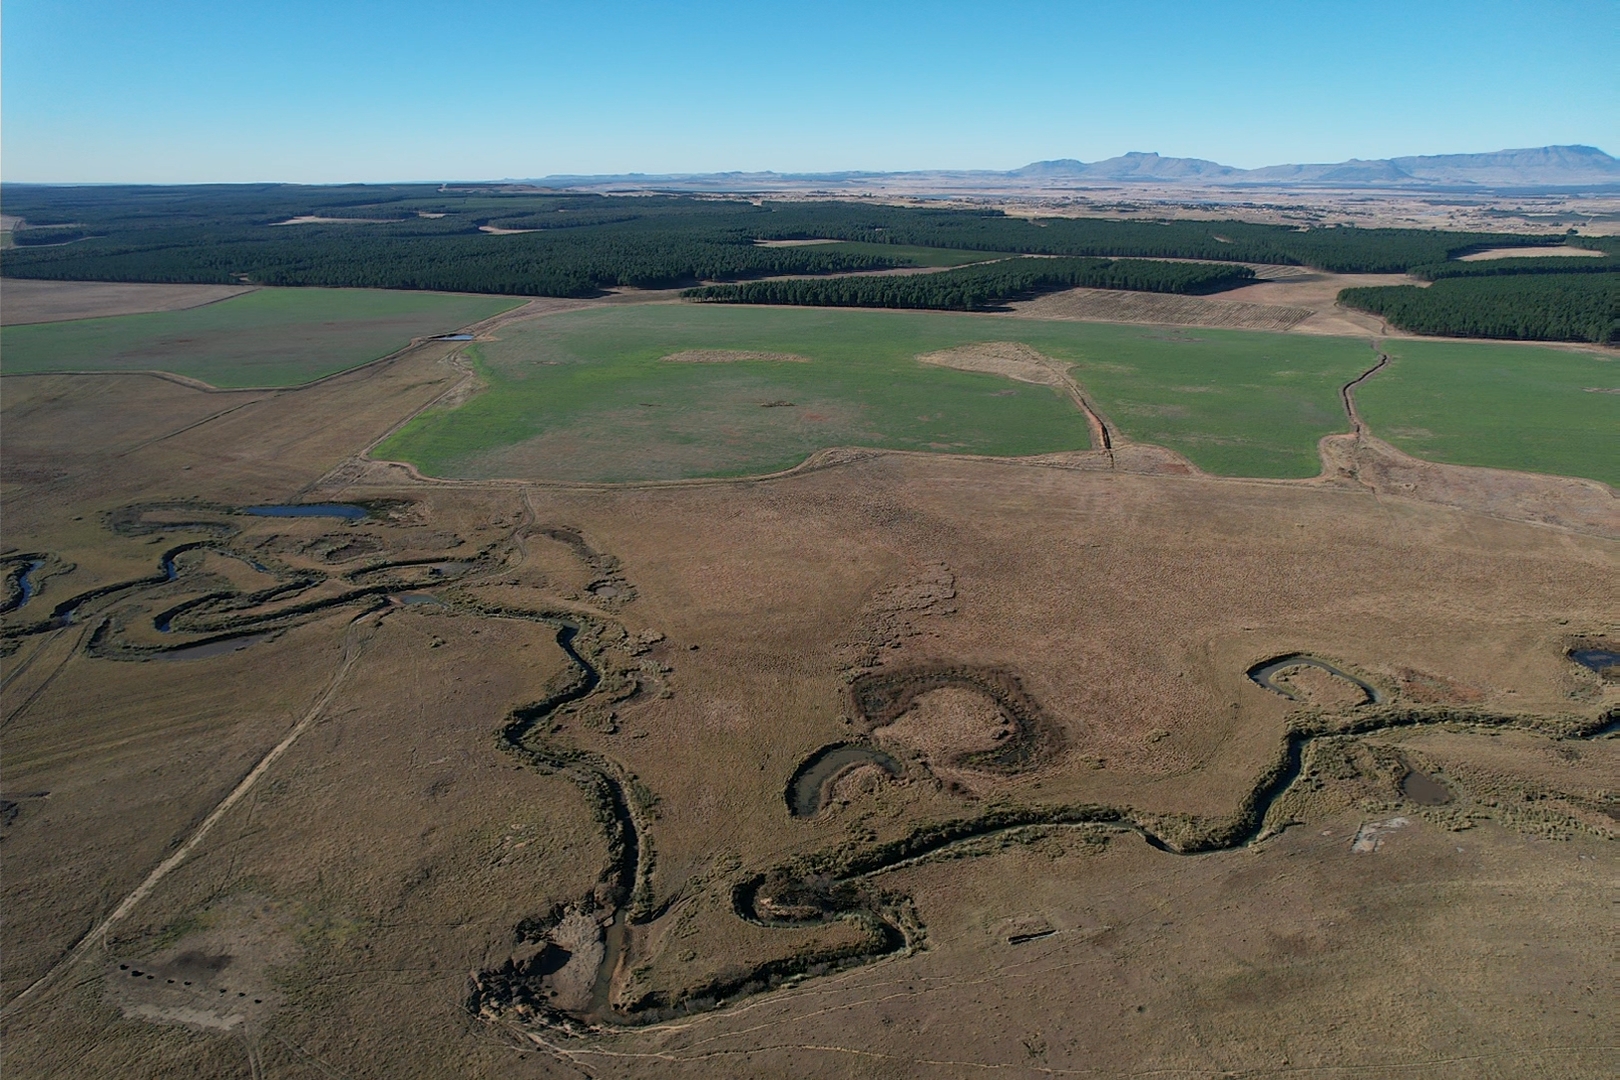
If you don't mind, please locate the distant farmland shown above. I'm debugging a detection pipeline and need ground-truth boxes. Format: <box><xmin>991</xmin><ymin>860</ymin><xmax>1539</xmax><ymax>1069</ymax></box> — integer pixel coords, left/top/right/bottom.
<box><xmin>0</xmin><ymin>287</ymin><xmax>523</xmax><ymax>387</ymax></box>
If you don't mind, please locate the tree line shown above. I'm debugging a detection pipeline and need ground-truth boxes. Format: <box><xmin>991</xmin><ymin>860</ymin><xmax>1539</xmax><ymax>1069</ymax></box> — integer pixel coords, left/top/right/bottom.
<box><xmin>1338</xmin><ymin>273</ymin><xmax>1619</xmax><ymax>343</ymax></box>
<box><xmin>684</xmin><ymin>257</ymin><xmax>1255</xmax><ymax>310</ymax></box>
<box><xmin>1409</xmin><ymin>254</ymin><xmax>1619</xmax><ymax>281</ymax></box>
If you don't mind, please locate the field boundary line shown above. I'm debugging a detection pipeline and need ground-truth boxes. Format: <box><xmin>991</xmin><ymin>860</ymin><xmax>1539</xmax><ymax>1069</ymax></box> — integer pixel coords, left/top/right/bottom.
<box><xmin>0</xmin><ymin>616</ymin><xmax>373</xmax><ymax>1016</ymax></box>
<box><xmin>0</xmin><ymin>290</ymin><xmax>648</xmax><ymax>393</ymax></box>
<box><xmin>0</xmin><ymin>304</ymin><xmax>522</xmax><ymax>395</ymax></box>
<box><xmin>116</xmin><ymin>397</ymin><xmax>271</xmax><ymax>456</ymax></box>
<box><xmin>0</xmin><ymin>284</ymin><xmax>261</xmax><ymax>328</ymax></box>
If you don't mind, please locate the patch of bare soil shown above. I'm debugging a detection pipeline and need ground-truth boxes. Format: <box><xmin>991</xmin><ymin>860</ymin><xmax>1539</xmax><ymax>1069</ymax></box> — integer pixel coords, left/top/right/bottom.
<box><xmin>753</xmin><ymin>238</ymin><xmax>842</xmax><ymax>247</ymax></box>
<box><xmin>1458</xmin><ymin>245</ymin><xmax>1606</xmax><ymax>261</ymax></box>
<box><xmin>432</xmin><ymin>359</ymin><xmax>488</xmax><ymax>411</ymax></box>
<box><xmin>477</xmin><ymin>225</ymin><xmax>536</xmax><ymax>235</ymax></box>
<box><xmin>659</xmin><ymin>349</ymin><xmax>810</xmax><ymax>364</ymax></box>
<box><xmin>480</xmin><ymin>905</ymin><xmax>607</xmax><ymax>1016</ymax></box>
<box><xmin>1</xmin><ymin>281</ymin><xmax>256</xmax><ymax>326</ymax></box>
<box><xmin>1005</xmin><ymin>286</ymin><xmax>1316</xmax><ymax>332</ymax></box>
<box><xmin>1319</xmin><ymin>432</ymin><xmax>1619</xmax><ymax>539</ymax></box>
<box><xmin>269</xmin><ymin>216</ymin><xmax>390</xmax><ymax>226</ymax></box>
<box><xmin>1222</xmin><ymin>272</ymin><xmax>1417</xmax><ymax>309</ymax></box>
<box><xmin>1111</xmin><ymin>441</ymin><xmax>1202</xmax><ymax>474</ymax></box>
<box><xmin>916</xmin><ymin>341</ymin><xmax>1068</xmax><ymax>386</ymax></box>
<box><xmin>837</xmin><ymin>560</ymin><xmax>957</xmax><ymax>673</ymax></box>
<box><xmin>1220</xmin><ymin>271</ymin><xmax>1418</xmax><ymax>336</ymax></box>
<box><xmin>106</xmin><ymin>893</ymin><xmax>296</xmax><ymax>1036</ymax></box>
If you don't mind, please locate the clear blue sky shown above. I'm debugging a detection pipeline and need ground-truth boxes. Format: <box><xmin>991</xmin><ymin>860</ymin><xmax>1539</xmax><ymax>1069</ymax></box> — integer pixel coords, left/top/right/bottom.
<box><xmin>3</xmin><ymin>0</ymin><xmax>1615</xmax><ymax>183</ymax></box>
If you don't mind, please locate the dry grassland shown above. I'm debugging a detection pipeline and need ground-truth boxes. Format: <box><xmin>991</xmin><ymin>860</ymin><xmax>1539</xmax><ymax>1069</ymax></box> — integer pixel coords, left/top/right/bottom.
<box><xmin>0</xmin><ymin>331</ymin><xmax>1614</xmax><ymax>1078</ymax></box>
<box><xmin>0</xmin><ymin>281</ymin><xmax>257</xmax><ymax>326</ymax></box>
<box><xmin>1458</xmin><ymin>245</ymin><xmax>1606</xmax><ymax>260</ymax></box>
<box><xmin>1004</xmin><ymin>270</ymin><xmax>1424</xmax><ymax>337</ymax></box>
<box><xmin>916</xmin><ymin>341</ymin><xmax>1067</xmax><ymax>386</ymax></box>
<box><xmin>1006</xmin><ymin>286</ymin><xmax>1317</xmax><ymax>332</ymax></box>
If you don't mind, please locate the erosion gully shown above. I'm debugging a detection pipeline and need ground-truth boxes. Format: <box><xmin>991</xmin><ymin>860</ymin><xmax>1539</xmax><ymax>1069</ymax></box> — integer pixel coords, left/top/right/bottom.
<box><xmin>6</xmin><ymin>503</ymin><xmax>1612</xmax><ymax>1038</ymax></box>
<box><xmin>478</xmin><ymin>636</ymin><xmax>1615</xmax><ymax>1036</ymax></box>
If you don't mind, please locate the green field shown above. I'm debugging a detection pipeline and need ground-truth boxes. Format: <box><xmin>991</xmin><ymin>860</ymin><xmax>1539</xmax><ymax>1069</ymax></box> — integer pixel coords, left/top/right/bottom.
<box><xmin>376</xmin><ymin>305</ymin><xmax>1378</xmax><ymax>482</ymax></box>
<box><xmin>1356</xmin><ymin>338</ymin><xmax>1618</xmax><ymax>486</ymax></box>
<box><xmin>0</xmin><ymin>287</ymin><xmax>523</xmax><ymax>387</ymax></box>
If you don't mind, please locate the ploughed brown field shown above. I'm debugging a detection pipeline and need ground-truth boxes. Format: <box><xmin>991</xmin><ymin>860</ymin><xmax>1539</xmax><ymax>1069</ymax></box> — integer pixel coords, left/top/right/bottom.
<box><xmin>1</xmin><ymin>322</ymin><xmax>1614</xmax><ymax>1080</ymax></box>
<box><xmin>0</xmin><ymin>281</ymin><xmax>259</xmax><ymax>326</ymax></box>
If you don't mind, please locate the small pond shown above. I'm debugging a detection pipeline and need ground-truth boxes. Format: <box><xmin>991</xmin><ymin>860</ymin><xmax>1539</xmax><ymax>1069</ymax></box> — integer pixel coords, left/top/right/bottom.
<box><xmin>242</xmin><ymin>504</ymin><xmax>368</xmax><ymax>521</ymax></box>
<box><xmin>1569</xmin><ymin>648</ymin><xmax>1619</xmax><ymax>674</ymax></box>
<box><xmin>1400</xmin><ymin>767</ymin><xmax>1453</xmax><ymax>806</ymax></box>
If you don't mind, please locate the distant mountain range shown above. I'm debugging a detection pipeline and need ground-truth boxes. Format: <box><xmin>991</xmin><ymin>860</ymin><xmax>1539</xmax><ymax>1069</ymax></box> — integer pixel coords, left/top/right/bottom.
<box><xmin>530</xmin><ymin>145</ymin><xmax>1620</xmax><ymax>194</ymax></box>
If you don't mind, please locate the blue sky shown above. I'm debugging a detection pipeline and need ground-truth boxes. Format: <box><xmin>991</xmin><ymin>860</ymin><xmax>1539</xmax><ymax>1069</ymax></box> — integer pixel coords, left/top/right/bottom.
<box><xmin>3</xmin><ymin>0</ymin><xmax>1615</xmax><ymax>183</ymax></box>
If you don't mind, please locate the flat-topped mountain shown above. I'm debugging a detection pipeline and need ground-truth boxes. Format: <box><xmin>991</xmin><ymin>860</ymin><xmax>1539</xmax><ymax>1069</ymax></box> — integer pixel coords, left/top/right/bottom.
<box><xmin>532</xmin><ymin>145</ymin><xmax>1620</xmax><ymax>192</ymax></box>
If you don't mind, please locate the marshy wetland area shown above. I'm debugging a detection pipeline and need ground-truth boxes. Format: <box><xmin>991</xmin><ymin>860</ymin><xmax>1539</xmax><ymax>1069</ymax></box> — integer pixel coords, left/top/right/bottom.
<box><xmin>0</xmin><ymin>277</ymin><xmax>1615</xmax><ymax>1080</ymax></box>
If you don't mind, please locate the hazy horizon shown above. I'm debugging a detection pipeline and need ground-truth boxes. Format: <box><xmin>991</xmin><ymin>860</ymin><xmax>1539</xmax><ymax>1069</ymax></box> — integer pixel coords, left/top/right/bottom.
<box><xmin>3</xmin><ymin>0</ymin><xmax>1616</xmax><ymax>185</ymax></box>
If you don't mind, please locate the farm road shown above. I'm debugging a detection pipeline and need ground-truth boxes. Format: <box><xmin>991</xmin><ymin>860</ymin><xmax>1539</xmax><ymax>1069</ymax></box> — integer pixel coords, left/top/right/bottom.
<box><xmin>0</xmin><ymin>614</ymin><xmax>376</xmax><ymax>1016</ymax></box>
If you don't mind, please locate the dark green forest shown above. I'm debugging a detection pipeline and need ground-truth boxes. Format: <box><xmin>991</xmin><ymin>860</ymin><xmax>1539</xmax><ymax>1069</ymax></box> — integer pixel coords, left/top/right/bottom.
<box><xmin>1</xmin><ymin>184</ymin><xmax>1571</xmax><ymax>298</ymax></box>
<box><xmin>1338</xmin><ymin>273</ymin><xmax>1620</xmax><ymax>343</ymax></box>
<box><xmin>685</xmin><ymin>257</ymin><xmax>1255</xmax><ymax>310</ymax></box>
<box><xmin>1410</xmin><ymin>254</ymin><xmax>1619</xmax><ymax>281</ymax></box>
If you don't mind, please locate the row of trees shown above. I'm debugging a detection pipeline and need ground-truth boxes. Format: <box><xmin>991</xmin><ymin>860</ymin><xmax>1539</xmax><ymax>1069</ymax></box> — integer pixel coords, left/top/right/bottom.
<box><xmin>1338</xmin><ymin>273</ymin><xmax>1619</xmax><ymax>343</ymax></box>
<box><xmin>684</xmin><ymin>257</ymin><xmax>1255</xmax><ymax>310</ymax></box>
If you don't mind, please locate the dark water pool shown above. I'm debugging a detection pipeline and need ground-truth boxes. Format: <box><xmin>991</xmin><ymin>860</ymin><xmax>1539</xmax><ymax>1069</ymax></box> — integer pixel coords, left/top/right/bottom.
<box><xmin>1400</xmin><ymin>767</ymin><xmax>1453</xmax><ymax>806</ymax></box>
<box><xmin>5</xmin><ymin>560</ymin><xmax>45</xmax><ymax>613</ymax></box>
<box><xmin>243</xmin><ymin>504</ymin><xmax>368</xmax><ymax>521</ymax></box>
<box><xmin>786</xmin><ymin>744</ymin><xmax>901</xmax><ymax>818</ymax></box>
<box><xmin>1569</xmin><ymin>648</ymin><xmax>1619</xmax><ymax>674</ymax></box>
